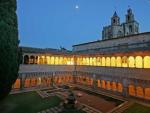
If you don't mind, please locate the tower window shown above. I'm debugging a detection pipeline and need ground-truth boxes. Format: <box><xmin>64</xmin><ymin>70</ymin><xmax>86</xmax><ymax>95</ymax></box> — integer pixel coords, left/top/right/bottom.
<box><xmin>113</xmin><ymin>19</ymin><xmax>116</xmax><ymax>24</ymax></box>
<box><xmin>129</xmin><ymin>25</ymin><xmax>132</xmax><ymax>33</ymax></box>
<box><xmin>128</xmin><ymin>15</ymin><xmax>130</xmax><ymax>21</ymax></box>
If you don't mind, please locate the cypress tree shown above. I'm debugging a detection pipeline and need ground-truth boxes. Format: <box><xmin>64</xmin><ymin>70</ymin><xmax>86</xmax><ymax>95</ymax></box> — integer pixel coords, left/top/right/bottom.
<box><xmin>0</xmin><ymin>0</ymin><xmax>19</xmax><ymax>99</ymax></box>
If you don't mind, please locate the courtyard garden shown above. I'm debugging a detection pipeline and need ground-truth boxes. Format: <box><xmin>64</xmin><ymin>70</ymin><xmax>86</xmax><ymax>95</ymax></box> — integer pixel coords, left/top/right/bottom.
<box><xmin>123</xmin><ymin>103</ymin><xmax>150</xmax><ymax>113</ymax></box>
<box><xmin>0</xmin><ymin>91</ymin><xmax>62</xmax><ymax>113</ymax></box>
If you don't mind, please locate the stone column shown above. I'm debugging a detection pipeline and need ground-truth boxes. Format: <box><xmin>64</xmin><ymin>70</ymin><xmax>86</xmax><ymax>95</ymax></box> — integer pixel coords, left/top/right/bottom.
<box><xmin>122</xmin><ymin>78</ymin><xmax>129</xmax><ymax>97</ymax></box>
<box><xmin>20</xmin><ymin>74</ymin><xmax>26</xmax><ymax>90</ymax></box>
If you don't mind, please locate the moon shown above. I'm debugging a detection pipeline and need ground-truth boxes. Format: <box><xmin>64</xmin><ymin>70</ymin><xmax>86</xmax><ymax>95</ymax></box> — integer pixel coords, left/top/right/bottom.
<box><xmin>75</xmin><ymin>5</ymin><xmax>79</xmax><ymax>9</ymax></box>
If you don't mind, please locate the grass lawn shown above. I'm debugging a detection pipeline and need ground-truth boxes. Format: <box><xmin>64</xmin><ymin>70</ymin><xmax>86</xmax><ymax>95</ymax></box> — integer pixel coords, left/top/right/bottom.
<box><xmin>123</xmin><ymin>103</ymin><xmax>150</xmax><ymax>113</ymax></box>
<box><xmin>0</xmin><ymin>91</ymin><xmax>62</xmax><ymax>113</ymax></box>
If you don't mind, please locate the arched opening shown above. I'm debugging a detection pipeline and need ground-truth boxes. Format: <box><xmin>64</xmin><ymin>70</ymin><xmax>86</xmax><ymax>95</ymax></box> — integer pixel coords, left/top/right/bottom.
<box><xmin>111</xmin><ymin>57</ymin><xmax>116</xmax><ymax>67</ymax></box>
<box><xmin>24</xmin><ymin>78</ymin><xmax>31</xmax><ymax>88</ymax></box>
<box><xmin>106</xmin><ymin>57</ymin><xmax>111</xmax><ymax>66</ymax></box>
<box><xmin>96</xmin><ymin>57</ymin><xmax>101</xmax><ymax>66</ymax></box>
<box><xmin>93</xmin><ymin>57</ymin><xmax>97</xmax><ymax>66</ymax></box>
<box><xmin>50</xmin><ymin>56</ymin><xmax>55</xmax><ymax>64</ymax></box>
<box><xmin>86</xmin><ymin>57</ymin><xmax>90</xmax><ymax>65</ymax></box>
<box><xmin>122</xmin><ymin>56</ymin><xmax>128</xmax><ymax>67</ymax></box>
<box><xmin>24</xmin><ymin>55</ymin><xmax>29</xmax><ymax>64</ymax></box>
<box><xmin>116</xmin><ymin>57</ymin><xmax>122</xmax><ymax>67</ymax></box>
<box><xmin>31</xmin><ymin>78</ymin><xmax>37</xmax><ymax>87</ymax></box>
<box><xmin>46</xmin><ymin>56</ymin><xmax>51</xmax><ymax>64</ymax></box>
<box><xmin>135</xmin><ymin>56</ymin><xmax>143</xmax><ymax>68</ymax></box>
<box><xmin>37</xmin><ymin>77</ymin><xmax>41</xmax><ymax>85</ymax></box>
<box><xmin>118</xmin><ymin>83</ymin><xmax>123</xmax><ymax>93</ymax></box>
<box><xmin>97</xmin><ymin>80</ymin><xmax>101</xmax><ymax>88</ymax></box>
<box><xmin>101</xmin><ymin>80</ymin><xmax>106</xmax><ymax>89</ymax></box>
<box><xmin>112</xmin><ymin>82</ymin><xmax>117</xmax><ymax>91</ymax></box>
<box><xmin>144</xmin><ymin>56</ymin><xmax>150</xmax><ymax>68</ymax></box>
<box><xmin>144</xmin><ymin>88</ymin><xmax>150</xmax><ymax>99</ymax></box>
<box><xmin>39</xmin><ymin>56</ymin><xmax>43</xmax><ymax>64</ymax></box>
<box><xmin>55</xmin><ymin>57</ymin><xmax>59</xmax><ymax>65</ymax></box>
<box><xmin>106</xmin><ymin>81</ymin><xmax>111</xmax><ymax>90</ymax></box>
<box><xmin>136</xmin><ymin>86</ymin><xmax>144</xmax><ymax>97</ymax></box>
<box><xmin>13</xmin><ymin>79</ymin><xmax>20</xmax><ymax>89</ymax></box>
<box><xmin>128</xmin><ymin>56</ymin><xmax>135</xmax><ymax>68</ymax></box>
<box><xmin>30</xmin><ymin>56</ymin><xmax>35</xmax><ymax>64</ymax></box>
<box><xmin>129</xmin><ymin>85</ymin><xmax>136</xmax><ymax>96</ymax></box>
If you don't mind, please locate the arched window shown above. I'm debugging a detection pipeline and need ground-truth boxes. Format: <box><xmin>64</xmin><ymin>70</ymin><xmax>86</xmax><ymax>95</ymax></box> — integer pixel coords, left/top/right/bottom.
<box><xmin>24</xmin><ymin>55</ymin><xmax>29</xmax><ymax>64</ymax></box>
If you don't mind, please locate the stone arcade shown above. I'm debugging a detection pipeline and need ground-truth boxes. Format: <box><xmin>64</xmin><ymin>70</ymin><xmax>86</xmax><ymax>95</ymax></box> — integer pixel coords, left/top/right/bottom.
<box><xmin>12</xmin><ymin>8</ymin><xmax>150</xmax><ymax>102</ymax></box>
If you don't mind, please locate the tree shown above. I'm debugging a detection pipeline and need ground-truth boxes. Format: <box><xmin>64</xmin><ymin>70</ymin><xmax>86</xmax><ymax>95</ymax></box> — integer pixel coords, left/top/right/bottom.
<box><xmin>0</xmin><ymin>0</ymin><xmax>19</xmax><ymax>100</ymax></box>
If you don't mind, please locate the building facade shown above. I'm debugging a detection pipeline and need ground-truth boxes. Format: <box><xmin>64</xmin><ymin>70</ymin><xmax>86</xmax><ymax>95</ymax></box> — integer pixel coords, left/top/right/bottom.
<box><xmin>12</xmin><ymin>8</ymin><xmax>150</xmax><ymax>102</ymax></box>
<box><xmin>102</xmin><ymin>8</ymin><xmax>139</xmax><ymax>40</ymax></box>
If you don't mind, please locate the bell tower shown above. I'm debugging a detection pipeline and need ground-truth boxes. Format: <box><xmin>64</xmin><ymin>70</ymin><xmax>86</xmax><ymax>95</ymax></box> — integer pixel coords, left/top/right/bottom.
<box><xmin>126</xmin><ymin>8</ymin><xmax>134</xmax><ymax>22</ymax></box>
<box><xmin>124</xmin><ymin>8</ymin><xmax>139</xmax><ymax>36</ymax></box>
<box><xmin>111</xmin><ymin>11</ymin><xmax>120</xmax><ymax>26</ymax></box>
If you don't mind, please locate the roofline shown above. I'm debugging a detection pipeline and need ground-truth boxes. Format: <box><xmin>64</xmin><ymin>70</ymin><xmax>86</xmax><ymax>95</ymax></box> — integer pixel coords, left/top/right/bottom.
<box><xmin>72</xmin><ymin>32</ymin><xmax>150</xmax><ymax>47</ymax></box>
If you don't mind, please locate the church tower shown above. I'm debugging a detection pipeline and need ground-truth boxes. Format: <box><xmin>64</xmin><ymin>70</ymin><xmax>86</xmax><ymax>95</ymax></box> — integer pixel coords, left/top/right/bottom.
<box><xmin>123</xmin><ymin>8</ymin><xmax>139</xmax><ymax>36</ymax></box>
<box><xmin>111</xmin><ymin>11</ymin><xmax>120</xmax><ymax>26</ymax></box>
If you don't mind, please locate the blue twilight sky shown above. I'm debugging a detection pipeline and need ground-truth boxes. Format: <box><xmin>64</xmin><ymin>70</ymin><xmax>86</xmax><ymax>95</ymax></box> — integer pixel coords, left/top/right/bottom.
<box><xmin>17</xmin><ymin>0</ymin><xmax>150</xmax><ymax>50</ymax></box>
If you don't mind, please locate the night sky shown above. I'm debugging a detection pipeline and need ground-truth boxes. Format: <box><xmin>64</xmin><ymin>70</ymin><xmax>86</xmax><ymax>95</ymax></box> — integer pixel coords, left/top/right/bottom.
<box><xmin>17</xmin><ymin>0</ymin><xmax>150</xmax><ymax>50</ymax></box>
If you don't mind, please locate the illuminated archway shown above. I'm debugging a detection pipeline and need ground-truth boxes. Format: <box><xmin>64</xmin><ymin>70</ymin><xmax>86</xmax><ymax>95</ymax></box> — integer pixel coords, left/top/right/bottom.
<box><xmin>111</xmin><ymin>57</ymin><xmax>116</xmax><ymax>67</ymax></box>
<box><xmin>97</xmin><ymin>80</ymin><xmax>101</xmax><ymax>88</ymax></box>
<box><xmin>116</xmin><ymin>57</ymin><xmax>122</xmax><ymax>67</ymax></box>
<box><xmin>144</xmin><ymin>56</ymin><xmax>150</xmax><ymax>68</ymax></box>
<box><xmin>31</xmin><ymin>78</ymin><xmax>37</xmax><ymax>87</ymax></box>
<box><xmin>13</xmin><ymin>79</ymin><xmax>20</xmax><ymax>89</ymax></box>
<box><xmin>135</xmin><ymin>56</ymin><xmax>143</xmax><ymax>68</ymax></box>
<box><xmin>128</xmin><ymin>56</ymin><xmax>135</xmax><ymax>68</ymax></box>
<box><xmin>136</xmin><ymin>86</ymin><xmax>144</xmax><ymax>97</ymax></box>
<box><xmin>101</xmin><ymin>80</ymin><xmax>106</xmax><ymax>89</ymax></box>
<box><xmin>106</xmin><ymin>57</ymin><xmax>111</xmax><ymax>66</ymax></box>
<box><xmin>96</xmin><ymin>57</ymin><xmax>101</xmax><ymax>66</ymax></box>
<box><xmin>24</xmin><ymin>79</ymin><xmax>31</xmax><ymax>88</ymax></box>
<box><xmin>129</xmin><ymin>85</ymin><xmax>136</xmax><ymax>96</ymax></box>
<box><xmin>118</xmin><ymin>83</ymin><xmax>123</xmax><ymax>92</ymax></box>
<box><xmin>122</xmin><ymin>56</ymin><xmax>128</xmax><ymax>67</ymax></box>
<box><xmin>145</xmin><ymin>88</ymin><xmax>150</xmax><ymax>99</ymax></box>
<box><xmin>86</xmin><ymin>57</ymin><xmax>90</xmax><ymax>65</ymax></box>
<box><xmin>46</xmin><ymin>56</ymin><xmax>50</xmax><ymax>64</ymax></box>
<box><xmin>106</xmin><ymin>81</ymin><xmax>111</xmax><ymax>90</ymax></box>
<box><xmin>112</xmin><ymin>82</ymin><xmax>117</xmax><ymax>91</ymax></box>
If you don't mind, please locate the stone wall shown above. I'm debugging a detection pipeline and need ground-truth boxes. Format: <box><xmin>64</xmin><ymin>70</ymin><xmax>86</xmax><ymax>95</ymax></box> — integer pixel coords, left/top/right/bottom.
<box><xmin>19</xmin><ymin>64</ymin><xmax>75</xmax><ymax>73</ymax></box>
<box><xmin>73</xmin><ymin>32</ymin><xmax>150</xmax><ymax>52</ymax></box>
<box><xmin>76</xmin><ymin>65</ymin><xmax>150</xmax><ymax>81</ymax></box>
